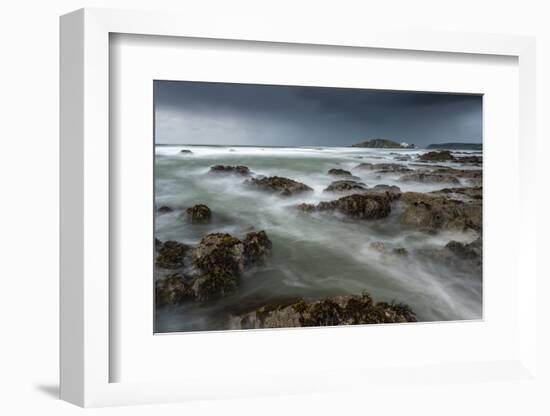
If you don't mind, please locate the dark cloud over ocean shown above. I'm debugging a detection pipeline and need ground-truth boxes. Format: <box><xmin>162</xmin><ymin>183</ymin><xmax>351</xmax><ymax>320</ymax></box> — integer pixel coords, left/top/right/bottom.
<box><xmin>154</xmin><ymin>80</ymin><xmax>482</xmax><ymax>148</ymax></box>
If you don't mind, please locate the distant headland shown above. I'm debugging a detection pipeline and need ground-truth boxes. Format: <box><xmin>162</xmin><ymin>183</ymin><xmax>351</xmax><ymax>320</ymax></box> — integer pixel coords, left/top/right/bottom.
<box><xmin>351</xmin><ymin>139</ymin><xmax>416</xmax><ymax>149</ymax></box>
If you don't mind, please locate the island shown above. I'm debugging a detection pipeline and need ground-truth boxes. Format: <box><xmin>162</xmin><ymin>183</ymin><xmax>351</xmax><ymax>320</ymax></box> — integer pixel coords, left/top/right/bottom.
<box><xmin>427</xmin><ymin>142</ymin><xmax>482</xmax><ymax>150</ymax></box>
<box><xmin>351</xmin><ymin>138</ymin><xmax>415</xmax><ymax>149</ymax></box>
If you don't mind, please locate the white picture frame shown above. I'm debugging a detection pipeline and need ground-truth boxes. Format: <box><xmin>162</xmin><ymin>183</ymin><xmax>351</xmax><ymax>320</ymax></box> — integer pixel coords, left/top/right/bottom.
<box><xmin>60</xmin><ymin>7</ymin><xmax>538</xmax><ymax>407</ymax></box>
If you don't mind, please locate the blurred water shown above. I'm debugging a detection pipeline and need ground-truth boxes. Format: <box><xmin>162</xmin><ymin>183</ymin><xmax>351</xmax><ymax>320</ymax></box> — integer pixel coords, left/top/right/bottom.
<box><xmin>154</xmin><ymin>145</ymin><xmax>482</xmax><ymax>332</ymax></box>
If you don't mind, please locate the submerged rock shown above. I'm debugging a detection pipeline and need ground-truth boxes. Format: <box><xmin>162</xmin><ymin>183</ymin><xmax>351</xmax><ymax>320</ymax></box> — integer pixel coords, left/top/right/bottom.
<box><xmin>446</xmin><ymin>236</ymin><xmax>482</xmax><ymax>261</ymax></box>
<box><xmin>186</xmin><ymin>204</ymin><xmax>212</xmax><ymax>224</ymax></box>
<box><xmin>323</xmin><ymin>180</ymin><xmax>367</xmax><ymax>193</ymax></box>
<box><xmin>157</xmin><ymin>205</ymin><xmax>173</xmax><ymax>214</ymax></box>
<box><xmin>400</xmin><ymin>192</ymin><xmax>482</xmax><ymax>232</ymax></box>
<box><xmin>317</xmin><ymin>193</ymin><xmax>392</xmax><ymax>220</ymax></box>
<box><xmin>245</xmin><ymin>176</ymin><xmax>313</xmax><ymax>197</ymax></box>
<box><xmin>369</xmin><ymin>241</ymin><xmax>387</xmax><ymax>253</ymax></box>
<box><xmin>180</xmin><ymin>149</ymin><xmax>193</xmax><ymax>154</ymax></box>
<box><xmin>295</xmin><ymin>203</ymin><xmax>317</xmax><ymax>213</ymax></box>
<box><xmin>230</xmin><ymin>292</ymin><xmax>417</xmax><ymax>329</ymax></box>
<box><xmin>209</xmin><ymin>165</ymin><xmax>251</xmax><ymax>176</ymax></box>
<box><xmin>418</xmin><ymin>150</ymin><xmax>455</xmax><ymax>162</ymax></box>
<box><xmin>399</xmin><ymin>172</ymin><xmax>460</xmax><ymax>184</ymax></box>
<box><xmin>155</xmin><ymin>240</ymin><xmax>190</xmax><ymax>269</ymax></box>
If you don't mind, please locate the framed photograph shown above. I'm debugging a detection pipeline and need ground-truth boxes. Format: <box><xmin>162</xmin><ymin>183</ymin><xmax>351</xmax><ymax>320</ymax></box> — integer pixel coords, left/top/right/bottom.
<box><xmin>60</xmin><ymin>8</ymin><xmax>538</xmax><ymax>407</ymax></box>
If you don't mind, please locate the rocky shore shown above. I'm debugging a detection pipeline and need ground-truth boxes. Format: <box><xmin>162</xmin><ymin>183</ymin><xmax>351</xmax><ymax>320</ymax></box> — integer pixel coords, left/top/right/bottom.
<box><xmin>155</xmin><ymin>148</ymin><xmax>483</xmax><ymax>331</ymax></box>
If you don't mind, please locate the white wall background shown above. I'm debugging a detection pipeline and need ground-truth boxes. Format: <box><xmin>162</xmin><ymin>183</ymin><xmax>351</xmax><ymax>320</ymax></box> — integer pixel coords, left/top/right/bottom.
<box><xmin>0</xmin><ymin>0</ymin><xmax>548</xmax><ymax>415</ymax></box>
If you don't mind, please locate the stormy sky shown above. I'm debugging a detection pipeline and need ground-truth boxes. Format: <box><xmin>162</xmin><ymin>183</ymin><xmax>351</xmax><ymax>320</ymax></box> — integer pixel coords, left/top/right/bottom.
<box><xmin>154</xmin><ymin>80</ymin><xmax>482</xmax><ymax>148</ymax></box>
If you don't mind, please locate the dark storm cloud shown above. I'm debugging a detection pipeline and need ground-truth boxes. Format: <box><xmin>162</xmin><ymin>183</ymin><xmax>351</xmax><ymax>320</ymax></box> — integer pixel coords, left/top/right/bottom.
<box><xmin>154</xmin><ymin>80</ymin><xmax>482</xmax><ymax>147</ymax></box>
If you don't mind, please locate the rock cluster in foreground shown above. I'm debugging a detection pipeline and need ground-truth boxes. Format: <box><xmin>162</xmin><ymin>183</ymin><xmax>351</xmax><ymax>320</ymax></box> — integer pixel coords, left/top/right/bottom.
<box><xmin>155</xmin><ymin>231</ymin><xmax>272</xmax><ymax>304</ymax></box>
<box><xmin>230</xmin><ymin>292</ymin><xmax>417</xmax><ymax>329</ymax></box>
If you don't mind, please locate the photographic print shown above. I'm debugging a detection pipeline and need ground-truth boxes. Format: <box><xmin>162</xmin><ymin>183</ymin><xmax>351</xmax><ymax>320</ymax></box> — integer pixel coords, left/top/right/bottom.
<box><xmin>154</xmin><ymin>81</ymin><xmax>482</xmax><ymax>333</ymax></box>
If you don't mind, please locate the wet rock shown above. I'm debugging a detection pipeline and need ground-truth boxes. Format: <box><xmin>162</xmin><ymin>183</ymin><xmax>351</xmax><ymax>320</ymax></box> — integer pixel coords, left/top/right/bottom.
<box><xmin>230</xmin><ymin>293</ymin><xmax>416</xmax><ymax>329</ymax></box>
<box><xmin>209</xmin><ymin>165</ymin><xmax>251</xmax><ymax>176</ymax></box>
<box><xmin>430</xmin><ymin>186</ymin><xmax>482</xmax><ymax>201</ymax></box>
<box><xmin>418</xmin><ymin>150</ymin><xmax>455</xmax><ymax>162</ymax></box>
<box><xmin>317</xmin><ymin>193</ymin><xmax>392</xmax><ymax>220</ymax></box>
<box><xmin>295</xmin><ymin>203</ymin><xmax>317</xmax><ymax>213</ymax></box>
<box><xmin>418</xmin><ymin>236</ymin><xmax>482</xmax><ymax>275</ymax></box>
<box><xmin>356</xmin><ymin>162</ymin><xmax>411</xmax><ymax>173</ymax></box>
<box><xmin>323</xmin><ymin>180</ymin><xmax>367</xmax><ymax>193</ymax></box>
<box><xmin>327</xmin><ymin>168</ymin><xmax>360</xmax><ymax>179</ymax></box>
<box><xmin>456</xmin><ymin>155</ymin><xmax>482</xmax><ymax>164</ymax></box>
<box><xmin>193</xmin><ymin>233</ymin><xmax>246</xmax><ymax>277</ymax></box>
<box><xmin>400</xmin><ymin>192</ymin><xmax>482</xmax><ymax>232</ymax></box>
<box><xmin>446</xmin><ymin>236</ymin><xmax>482</xmax><ymax>260</ymax></box>
<box><xmin>180</xmin><ymin>149</ymin><xmax>193</xmax><ymax>154</ymax></box>
<box><xmin>246</xmin><ymin>176</ymin><xmax>313</xmax><ymax>197</ymax></box>
<box><xmin>157</xmin><ymin>205</ymin><xmax>173</xmax><ymax>214</ymax></box>
<box><xmin>392</xmin><ymin>247</ymin><xmax>409</xmax><ymax>256</ymax></box>
<box><xmin>155</xmin><ymin>273</ymin><xmax>195</xmax><ymax>306</ymax></box>
<box><xmin>156</xmin><ymin>240</ymin><xmax>190</xmax><ymax>269</ymax></box>
<box><xmin>191</xmin><ymin>272</ymin><xmax>238</xmax><ymax>302</ymax></box>
<box><xmin>193</xmin><ymin>231</ymin><xmax>272</xmax><ymax>282</ymax></box>
<box><xmin>399</xmin><ymin>172</ymin><xmax>460</xmax><ymax>184</ymax></box>
<box><xmin>186</xmin><ymin>204</ymin><xmax>212</xmax><ymax>224</ymax></box>
<box><xmin>365</xmin><ymin>185</ymin><xmax>402</xmax><ymax>201</ymax></box>
<box><xmin>243</xmin><ymin>231</ymin><xmax>273</xmax><ymax>267</ymax></box>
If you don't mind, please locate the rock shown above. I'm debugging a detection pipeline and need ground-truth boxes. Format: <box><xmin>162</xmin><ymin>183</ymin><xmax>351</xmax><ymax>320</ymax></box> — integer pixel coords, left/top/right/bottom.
<box><xmin>356</xmin><ymin>162</ymin><xmax>374</xmax><ymax>170</ymax></box>
<box><xmin>193</xmin><ymin>233</ymin><xmax>246</xmax><ymax>276</ymax></box>
<box><xmin>323</xmin><ymin>180</ymin><xmax>367</xmax><ymax>193</ymax></box>
<box><xmin>317</xmin><ymin>193</ymin><xmax>392</xmax><ymax>220</ymax></box>
<box><xmin>400</xmin><ymin>192</ymin><xmax>482</xmax><ymax>232</ymax></box>
<box><xmin>445</xmin><ymin>236</ymin><xmax>482</xmax><ymax>261</ymax></box>
<box><xmin>456</xmin><ymin>155</ymin><xmax>482</xmax><ymax>164</ymax></box>
<box><xmin>369</xmin><ymin>241</ymin><xmax>386</xmax><ymax>253</ymax></box>
<box><xmin>186</xmin><ymin>204</ymin><xmax>212</xmax><ymax>224</ymax></box>
<box><xmin>418</xmin><ymin>150</ymin><xmax>455</xmax><ymax>162</ymax></box>
<box><xmin>209</xmin><ymin>165</ymin><xmax>251</xmax><ymax>176</ymax></box>
<box><xmin>191</xmin><ymin>272</ymin><xmax>238</xmax><ymax>302</ymax></box>
<box><xmin>243</xmin><ymin>231</ymin><xmax>273</xmax><ymax>267</ymax></box>
<box><xmin>157</xmin><ymin>205</ymin><xmax>173</xmax><ymax>214</ymax></box>
<box><xmin>155</xmin><ymin>273</ymin><xmax>194</xmax><ymax>306</ymax></box>
<box><xmin>155</xmin><ymin>238</ymin><xmax>163</xmax><ymax>251</ymax></box>
<box><xmin>180</xmin><ymin>149</ymin><xmax>193</xmax><ymax>154</ymax></box>
<box><xmin>399</xmin><ymin>172</ymin><xmax>460</xmax><ymax>184</ymax></box>
<box><xmin>245</xmin><ymin>176</ymin><xmax>313</xmax><ymax>197</ymax></box>
<box><xmin>156</xmin><ymin>240</ymin><xmax>190</xmax><ymax>269</ymax></box>
<box><xmin>295</xmin><ymin>203</ymin><xmax>317</xmax><ymax>213</ymax></box>
<box><xmin>230</xmin><ymin>292</ymin><xmax>417</xmax><ymax>329</ymax></box>
<box><xmin>327</xmin><ymin>168</ymin><xmax>359</xmax><ymax>179</ymax></box>
<box><xmin>392</xmin><ymin>247</ymin><xmax>409</xmax><ymax>256</ymax></box>
<box><xmin>418</xmin><ymin>236</ymin><xmax>482</xmax><ymax>275</ymax></box>
<box><xmin>430</xmin><ymin>186</ymin><xmax>482</xmax><ymax>201</ymax></box>
<box><xmin>355</xmin><ymin>162</ymin><xmax>411</xmax><ymax>173</ymax></box>
<box><xmin>366</xmin><ymin>185</ymin><xmax>402</xmax><ymax>201</ymax></box>
<box><xmin>189</xmin><ymin>231</ymin><xmax>273</xmax><ymax>302</ymax></box>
